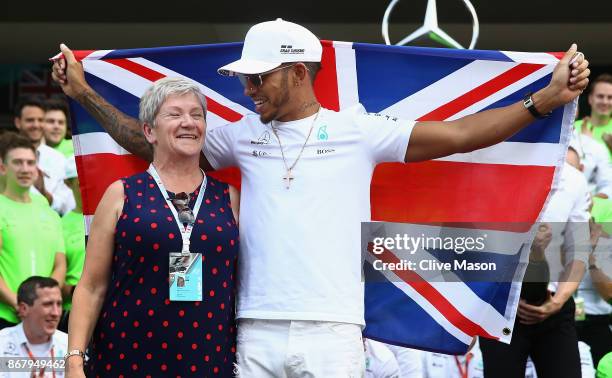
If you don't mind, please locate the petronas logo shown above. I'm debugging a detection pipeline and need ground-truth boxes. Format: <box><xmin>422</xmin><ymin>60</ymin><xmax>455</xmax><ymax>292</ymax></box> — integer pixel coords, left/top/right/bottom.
<box><xmin>317</xmin><ymin>125</ymin><xmax>329</xmax><ymax>141</ymax></box>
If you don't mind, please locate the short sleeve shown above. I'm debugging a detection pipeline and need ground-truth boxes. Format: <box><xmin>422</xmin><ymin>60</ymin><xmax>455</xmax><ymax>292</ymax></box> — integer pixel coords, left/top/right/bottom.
<box><xmin>204</xmin><ymin>124</ymin><xmax>238</xmax><ymax>169</ymax></box>
<box><xmin>354</xmin><ymin>111</ymin><xmax>415</xmax><ymax>164</ymax></box>
<box><xmin>563</xmin><ymin>175</ymin><xmax>591</xmax><ymax>266</ymax></box>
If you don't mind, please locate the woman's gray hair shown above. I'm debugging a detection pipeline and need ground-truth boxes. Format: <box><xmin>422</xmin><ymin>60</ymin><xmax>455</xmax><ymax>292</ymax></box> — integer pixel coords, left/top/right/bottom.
<box><xmin>139</xmin><ymin>77</ymin><xmax>207</xmax><ymax>127</ymax></box>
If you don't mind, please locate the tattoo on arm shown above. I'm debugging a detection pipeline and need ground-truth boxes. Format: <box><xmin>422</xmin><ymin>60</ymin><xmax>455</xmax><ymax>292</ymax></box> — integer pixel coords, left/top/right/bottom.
<box><xmin>77</xmin><ymin>89</ymin><xmax>153</xmax><ymax>161</ymax></box>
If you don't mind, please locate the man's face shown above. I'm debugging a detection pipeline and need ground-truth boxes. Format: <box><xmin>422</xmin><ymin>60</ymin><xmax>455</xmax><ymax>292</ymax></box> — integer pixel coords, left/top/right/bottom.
<box><xmin>0</xmin><ymin>147</ymin><xmax>38</xmax><ymax>190</ymax></box>
<box><xmin>20</xmin><ymin>287</ymin><xmax>62</xmax><ymax>342</ymax></box>
<box><xmin>588</xmin><ymin>82</ymin><xmax>612</xmax><ymax>118</ymax></box>
<box><xmin>14</xmin><ymin>106</ymin><xmax>45</xmax><ymax>144</ymax></box>
<box><xmin>243</xmin><ymin>66</ymin><xmax>292</xmax><ymax>124</ymax></box>
<box><xmin>43</xmin><ymin>110</ymin><xmax>67</xmax><ymax>147</ymax></box>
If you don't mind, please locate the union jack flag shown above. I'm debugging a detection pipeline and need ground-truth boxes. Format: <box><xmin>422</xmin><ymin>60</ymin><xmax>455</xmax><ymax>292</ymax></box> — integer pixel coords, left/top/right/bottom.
<box><xmin>67</xmin><ymin>41</ymin><xmax>575</xmax><ymax>354</ymax></box>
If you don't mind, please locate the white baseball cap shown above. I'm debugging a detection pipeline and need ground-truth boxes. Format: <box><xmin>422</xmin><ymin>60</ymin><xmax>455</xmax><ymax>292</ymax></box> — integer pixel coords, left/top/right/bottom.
<box><xmin>218</xmin><ymin>18</ymin><xmax>322</xmax><ymax>76</ymax></box>
<box><xmin>64</xmin><ymin>156</ymin><xmax>78</xmax><ymax>180</ymax></box>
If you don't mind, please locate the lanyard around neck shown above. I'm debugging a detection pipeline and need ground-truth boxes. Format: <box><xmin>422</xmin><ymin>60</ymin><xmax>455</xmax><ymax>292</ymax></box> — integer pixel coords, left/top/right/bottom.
<box><xmin>147</xmin><ymin>164</ymin><xmax>206</xmax><ymax>253</ymax></box>
<box><xmin>454</xmin><ymin>354</ymin><xmax>472</xmax><ymax>378</ymax></box>
<box><xmin>22</xmin><ymin>342</ymin><xmax>55</xmax><ymax>378</ymax></box>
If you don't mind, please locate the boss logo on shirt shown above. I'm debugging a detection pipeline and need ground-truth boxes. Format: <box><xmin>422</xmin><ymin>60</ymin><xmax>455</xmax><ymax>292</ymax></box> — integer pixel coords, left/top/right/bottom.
<box><xmin>316</xmin><ymin>148</ymin><xmax>335</xmax><ymax>155</ymax></box>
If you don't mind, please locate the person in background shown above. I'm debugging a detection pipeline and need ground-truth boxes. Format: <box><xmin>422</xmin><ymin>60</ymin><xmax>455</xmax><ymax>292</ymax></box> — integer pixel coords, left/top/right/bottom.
<box><xmin>43</xmin><ymin>99</ymin><xmax>74</xmax><ymax>159</ymax></box>
<box><xmin>0</xmin><ymin>276</ymin><xmax>67</xmax><ymax>378</ymax></box>
<box><xmin>576</xmin><ymin>73</ymin><xmax>612</xmax><ymax>157</ymax></box>
<box><xmin>364</xmin><ymin>338</ymin><xmax>401</xmax><ymax>378</ymax></box>
<box><xmin>480</xmin><ymin>141</ymin><xmax>590</xmax><ymax>378</ymax></box>
<box><xmin>575</xmin><ymin>218</ymin><xmax>612</xmax><ymax>367</ymax></box>
<box><xmin>0</xmin><ymin>133</ymin><xmax>66</xmax><ymax>330</ymax></box>
<box><xmin>57</xmin><ymin>157</ymin><xmax>84</xmax><ymax>333</ymax></box>
<box><xmin>13</xmin><ymin>97</ymin><xmax>74</xmax><ymax>215</ymax></box>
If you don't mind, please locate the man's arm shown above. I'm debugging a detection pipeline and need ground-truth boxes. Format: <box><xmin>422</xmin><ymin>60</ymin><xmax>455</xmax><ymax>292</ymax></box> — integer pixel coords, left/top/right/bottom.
<box><xmin>588</xmin><ymin>253</ymin><xmax>612</xmax><ymax>301</ymax></box>
<box><xmin>52</xmin><ymin>44</ymin><xmax>152</xmax><ymax>161</ymax></box>
<box><xmin>406</xmin><ymin>44</ymin><xmax>589</xmax><ymax>162</ymax></box>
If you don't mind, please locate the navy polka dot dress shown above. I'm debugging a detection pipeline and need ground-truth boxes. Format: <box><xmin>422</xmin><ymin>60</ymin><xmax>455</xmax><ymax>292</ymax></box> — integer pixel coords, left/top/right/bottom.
<box><xmin>87</xmin><ymin>172</ymin><xmax>238</xmax><ymax>377</ymax></box>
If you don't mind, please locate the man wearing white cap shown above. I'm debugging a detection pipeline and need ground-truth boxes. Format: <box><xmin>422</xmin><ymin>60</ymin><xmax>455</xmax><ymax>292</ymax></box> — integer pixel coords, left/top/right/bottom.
<box><xmin>52</xmin><ymin>19</ymin><xmax>589</xmax><ymax>376</ymax></box>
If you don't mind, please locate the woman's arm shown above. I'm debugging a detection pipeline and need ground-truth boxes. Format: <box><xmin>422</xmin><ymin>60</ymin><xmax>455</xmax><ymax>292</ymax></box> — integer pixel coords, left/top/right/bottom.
<box><xmin>228</xmin><ymin>185</ymin><xmax>240</xmax><ymax>225</ymax></box>
<box><xmin>66</xmin><ymin>180</ymin><xmax>124</xmax><ymax>375</ymax></box>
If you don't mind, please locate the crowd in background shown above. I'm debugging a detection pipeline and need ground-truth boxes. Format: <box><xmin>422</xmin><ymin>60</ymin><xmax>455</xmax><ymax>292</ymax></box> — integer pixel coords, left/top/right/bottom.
<box><xmin>0</xmin><ymin>73</ymin><xmax>609</xmax><ymax>377</ymax></box>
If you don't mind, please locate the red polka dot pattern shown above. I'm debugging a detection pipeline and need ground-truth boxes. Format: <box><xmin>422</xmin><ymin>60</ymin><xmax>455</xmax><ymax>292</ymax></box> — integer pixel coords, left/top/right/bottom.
<box><xmin>88</xmin><ymin>173</ymin><xmax>237</xmax><ymax>377</ymax></box>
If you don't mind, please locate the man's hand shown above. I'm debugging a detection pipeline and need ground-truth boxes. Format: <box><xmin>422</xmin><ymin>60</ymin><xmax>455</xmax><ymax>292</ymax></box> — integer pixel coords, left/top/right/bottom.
<box><xmin>542</xmin><ymin>44</ymin><xmax>590</xmax><ymax>110</ymax></box>
<box><xmin>517</xmin><ymin>292</ymin><xmax>564</xmax><ymax>325</ymax></box>
<box><xmin>51</xmin><ymin>44</ymin><xmax>90</xmax><ymax>99</ymax></box>
<box><xmin>530</xmin><ymin>223</ymin><xmax>552</xmax><ymax>260</ymax></box>
<box><xmin>33</xmin><ymin>168</ymin><xmax>53</xmax><ymax>205</ymax></box>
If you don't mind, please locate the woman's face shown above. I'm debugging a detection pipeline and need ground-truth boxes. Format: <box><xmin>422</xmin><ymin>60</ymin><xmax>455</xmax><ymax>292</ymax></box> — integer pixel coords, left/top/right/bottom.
<box><xmin>146</xmin><ymin>92</ymin><xmax>206</xmax><ymax>159</ymax></box>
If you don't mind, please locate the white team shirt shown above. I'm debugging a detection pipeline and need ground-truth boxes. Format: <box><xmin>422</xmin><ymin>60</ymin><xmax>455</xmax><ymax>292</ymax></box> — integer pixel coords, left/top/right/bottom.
<box><xmin>204</xmin><ymin>104</ymin><xmax>414</xmax><ymax>324</ymax></box>
<box><xmin>0</xmin><ymin>323</ymin><xmax>67</xmax><ymax>378</ymax></box>
<box><xmin>541</xmin><ymin>163</ymin><xmax>590</xmax><ymax>292</ymax></box>
<box><xmin>364</xmin><ymin>339</ymin><xmax>401</xmax><ymax>378</ymax></box>
<box><xmin>577</xmin><ymin>133</ymin><xmax>612</xmax><ymax>197</ymax></box>
<box><xmin>33</xmin><ymin>145</ymin><xmax>75</xmax><ymax>215</ymax></box>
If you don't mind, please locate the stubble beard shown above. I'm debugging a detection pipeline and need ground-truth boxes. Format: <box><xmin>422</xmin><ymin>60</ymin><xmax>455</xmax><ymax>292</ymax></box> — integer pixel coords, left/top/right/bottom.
<box><xmin>259</xmin><ymin>72</ymin><xmax>291</xmax><ymax>124</ymax></box>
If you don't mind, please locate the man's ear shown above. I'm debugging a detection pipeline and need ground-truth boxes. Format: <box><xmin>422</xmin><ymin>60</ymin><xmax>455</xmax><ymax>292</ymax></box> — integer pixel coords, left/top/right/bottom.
<box><xmin>13</xmin><ymin>117</ymin><xmax>22</xmax><ymax>130</ymax></box>
<box><xmin>17</xmin><ymin>302</ymin><xmax>27</xmax><ymax>320</ymax></box>
<box><xmin>293</xmin><ymin>64</ymin><xmax>309</xmax><ymax>86</ymax></box>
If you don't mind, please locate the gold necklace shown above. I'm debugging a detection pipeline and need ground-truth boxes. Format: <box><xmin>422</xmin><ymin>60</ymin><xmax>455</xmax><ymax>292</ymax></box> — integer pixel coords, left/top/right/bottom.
<box><xmin>271</xmin><ymin>106</ymin><xmax>321</xmax><ymax>189</ymax></box>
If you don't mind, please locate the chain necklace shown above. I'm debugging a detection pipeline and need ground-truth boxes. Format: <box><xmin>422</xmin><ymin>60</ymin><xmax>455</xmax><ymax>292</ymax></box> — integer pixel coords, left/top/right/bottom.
<box><xmin>271</xmin><ymin>105</ymin><xmax>321</xmax><ymax>189</ymax></box>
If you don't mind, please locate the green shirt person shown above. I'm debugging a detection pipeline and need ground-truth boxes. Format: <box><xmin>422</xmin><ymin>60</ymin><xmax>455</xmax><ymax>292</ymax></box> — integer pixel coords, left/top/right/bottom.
<box><xmin>575</xmin><ymin>74</ymin><xmax>612</xmax><ymax>159</ymax></box>
<box><xmin>43</xmin><ymin>98</ymin><xmax>74</xmax><ymax>158</ymax></box>
<box><xmin>0</xmin><ymin>133</ymin><xmax>66</xmax><ymax>326</ymax></box>
<box><xmin>61</xmin><ymin>157</ymin><xmax>85</xmax><ymax>310</ymax></box>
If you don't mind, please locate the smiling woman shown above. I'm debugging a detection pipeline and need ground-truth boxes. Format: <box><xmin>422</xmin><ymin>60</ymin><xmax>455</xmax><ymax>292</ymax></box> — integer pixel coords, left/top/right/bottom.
<box><xmin>65</xmin><ymin>78</ymin><xmax>240</xmax><ymax>377</ymax></box>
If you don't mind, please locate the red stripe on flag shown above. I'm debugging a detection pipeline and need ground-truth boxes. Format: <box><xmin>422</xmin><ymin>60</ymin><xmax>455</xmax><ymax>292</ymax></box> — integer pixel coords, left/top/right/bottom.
<box><xmin>76</xmin><ymin>154</ymin><xmax>149</xmax><ymax>215</ymax></box>
<box><xmin>104</xmin><ymin>58</ymin><xmax>244</xmax><ymax>123</ymax></box>
<box><xmin>206</xmin><ymin>98</ymin><xmax>244</xmax><ymax>123</ymax></box>
<box><xmin>74</xmin><ymin>50</ymin><xmax>97</xmax><ymax>62</ymax></box>
<box><xmin>77</xmin><ymin>154</ymin><xmax>242</xmax><ymax>215</ymax></box>
<box><xmin>371</xmin><ymin>246</ymin><xmax>498</xmax><ymax>340</ymax></box>
<box><xmin>547</xmin><ymin>52</ymin><xmax>565</xmax><ymax>60</ymax></box>
<box><xmin>105</xmin><ymin>58</ymin><xmax>167</xmax><ymax>82</ymax></box>
<box><xmin>371</xmin><ymin>161</ymin><xmax>555</xmax><ymax>231</ymax></box>
<box><xmin>315</xmin><ymin>40</ymin><xmax>340</xmax><ymax>111</ymax></box>
<box><xmin>417</xmin><ymin>63</ymin><xmax>545</xmax><ymax>121</ymax></box>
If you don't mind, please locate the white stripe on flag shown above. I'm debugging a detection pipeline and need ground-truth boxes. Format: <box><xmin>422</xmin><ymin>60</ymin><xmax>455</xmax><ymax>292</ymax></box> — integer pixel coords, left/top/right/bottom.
<box><xmin>501</xmin><ymin>51</ymin><xmax>561</xmax><ymax>64</ymax></box>
<box><xmin>436</xmin><ymin>140</ymin><xmax>562</xmax><ymax>167</ymax></box>
<box><xmin>445</xmin><ymin>64</ymin><xmax>554</xmax><ymax>121</ymax></box>
<box><xmin>364</xmin><ymin>252</ymin><xmax>474</xmax><ymax>345</ymax></box>
<box><xmin>74</xmin><ymin>133</ymin><xmax>131</xmax><ymax>157</ymax></box>
<box><xmin>382</xmin><ymin>60</ymin><xmax>520</xmax><ymax>120</ymax></box>
<box><xmin>83</xmin><ymin>60</ymin><xmax>152</xmax><ymax>98</ymax></box>
<box><xmin>127</xmin><ymin>57</ymin><xmax>252</xmax><ymax>117</ymax></box>
<box><xmin>83</xmin><ymin>50</ymin><xmax>115</xmax><ymax>61</ymax></box>
<box><xmin>333</xmin><ymin>41</ymin><xmax>359</xmax><ymax>110</ymax></box>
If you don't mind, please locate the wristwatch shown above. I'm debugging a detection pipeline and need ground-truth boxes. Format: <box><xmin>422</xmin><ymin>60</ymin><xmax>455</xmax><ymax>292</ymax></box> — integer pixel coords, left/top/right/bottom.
<box><xmin>523</xmin><ymin>93</ymin><xmax>551</xmax><ymax>119</ymax></box>
<box><xmin>64</xmin><ymin>349</ymin><xmax>86</xmax><ymax>360</ymax></box>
